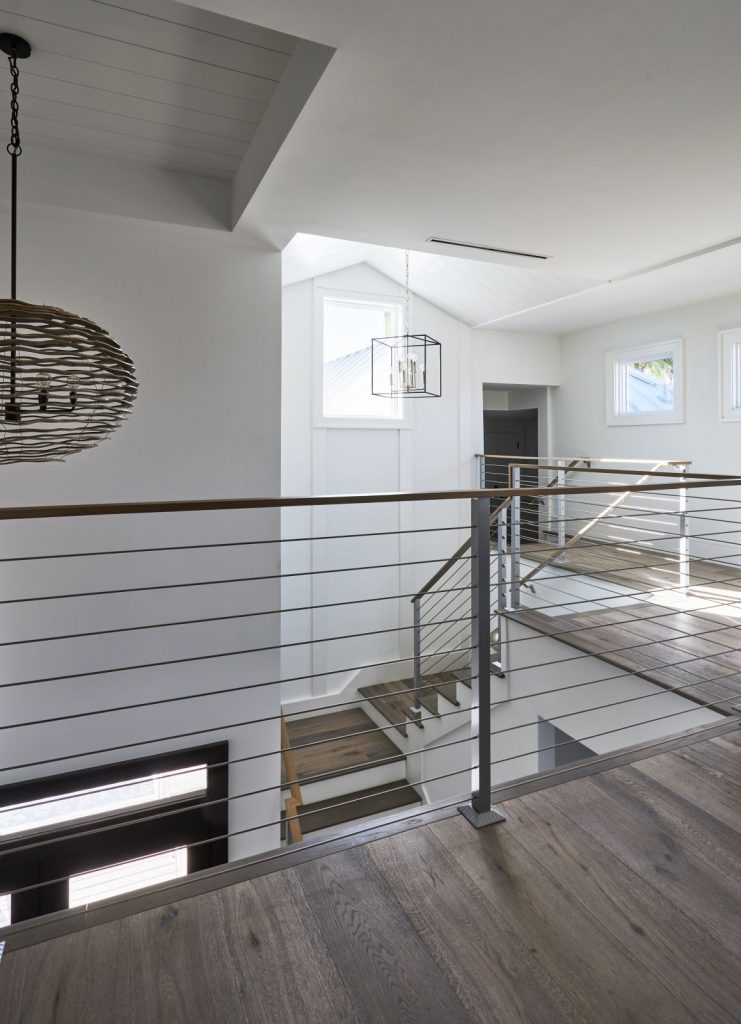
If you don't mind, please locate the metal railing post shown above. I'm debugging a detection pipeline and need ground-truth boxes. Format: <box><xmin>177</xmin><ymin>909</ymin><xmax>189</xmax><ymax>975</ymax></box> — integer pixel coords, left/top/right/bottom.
<box><xmin>458</xmin><ymin>497</ymin><xmax>505</xmax><ymax>829</ymax></box>
<box><xmin>492</xmin><ymin>501</ymin><xmax>508</xmax><ymax>675</ymax></box>
<box><xmin>509</xmin><ymin>465</ymin><xmax>521</xmax><ymax>609</ymax></box>
<box><xmin>555</xmin><ymin>458</ymin><xmax>566</xmax><ymax>559</ymax></box>
<box><xmin>678</xmin><ymin>463</ymin><xmax>689</xmax><ymax>593</ymax></box>
<box><xmin>477</xmin><ymin>454</ymin><xmax>485</xmax><ymax>488</ymax></box>
<box><xmin>411</xmin><ymin>596</ymin><xmax>422</xmax><ymax>713</ymax></box>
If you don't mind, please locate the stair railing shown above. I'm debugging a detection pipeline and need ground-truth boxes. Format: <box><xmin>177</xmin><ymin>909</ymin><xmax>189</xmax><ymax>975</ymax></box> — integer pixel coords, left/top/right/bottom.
<box><xmin>280</xmin><ymin>714</ymin><xmax>303</xmax><ymax>845</ymax></box>
<box><xmin>517</xmin><ymin>460</ymin><xmax>691</xmax><ymax>589</ymax></box>
<box><xmin>411</xmin><ymin>456</ymin><xmax>595</xmax><ymax>701</ymax></box>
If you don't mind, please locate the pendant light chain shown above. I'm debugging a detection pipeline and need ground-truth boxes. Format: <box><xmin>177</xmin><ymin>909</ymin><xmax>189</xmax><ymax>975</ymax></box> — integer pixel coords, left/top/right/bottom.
<box><xmin>7</xmin><ymin>50</ymin><xmax>21</xmax><ymax>157</ymax></box>
<box><xmin>404</xmin><ymin>248</ymin><xmax>410</xmax><ymax>336</ymax></box>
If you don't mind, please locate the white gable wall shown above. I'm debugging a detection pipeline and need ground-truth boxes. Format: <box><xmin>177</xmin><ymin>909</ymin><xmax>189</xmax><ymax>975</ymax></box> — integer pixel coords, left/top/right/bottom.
<box><xmin>281</xmin><ymin>262</ymin><xmax>560</xmax><ymax>704</ymax></box>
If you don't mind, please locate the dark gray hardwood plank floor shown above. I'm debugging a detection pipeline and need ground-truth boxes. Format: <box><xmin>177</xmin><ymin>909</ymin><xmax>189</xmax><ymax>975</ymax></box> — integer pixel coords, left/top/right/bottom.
<box><xmin>2</xmin><ymin>728</ymin><xmax>740</xmax><ymax>1024</ymax></box>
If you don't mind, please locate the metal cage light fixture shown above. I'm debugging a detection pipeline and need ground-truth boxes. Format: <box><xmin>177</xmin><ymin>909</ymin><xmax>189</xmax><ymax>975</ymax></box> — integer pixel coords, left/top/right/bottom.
<box><xmin>0</xmin><ymin>33</ymin><xmax>137</xmax><ymax>464</ymax></box>
<box><xmin>371</xmin><ymin>249</ymin><xmax>441</xmax><ymax>399</ymax></box>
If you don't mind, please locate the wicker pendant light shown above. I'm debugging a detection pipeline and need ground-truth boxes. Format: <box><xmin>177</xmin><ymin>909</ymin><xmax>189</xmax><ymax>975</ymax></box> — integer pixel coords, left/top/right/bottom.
<box><xmin>0</xmin><ymin>34</ymin><xmax>137</xmax><ymax>464</ymax></box>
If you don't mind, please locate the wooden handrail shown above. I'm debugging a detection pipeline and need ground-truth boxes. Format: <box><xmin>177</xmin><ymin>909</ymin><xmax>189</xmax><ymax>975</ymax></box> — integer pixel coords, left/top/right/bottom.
<box><xmin>280</xmin><ymin>714</ymin><xmax>303</xmax><ymax>845</ymax></box>
<box><xmin>477</xmin><ymin>453</ymin><xmax>692</xmax><ymax>466</ymax></box>
<box><xmin>0</xmin><ymin>474</ymin><xmax>735</xmax><ymax>521</ymax></box>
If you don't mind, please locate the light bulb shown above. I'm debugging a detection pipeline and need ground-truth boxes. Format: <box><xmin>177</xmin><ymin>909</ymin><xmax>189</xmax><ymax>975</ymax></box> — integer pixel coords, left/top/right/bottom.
<box><xmin>36</xmin><ymin>372</ymin><xmax>51</xmax><ymax>413</ymax></box>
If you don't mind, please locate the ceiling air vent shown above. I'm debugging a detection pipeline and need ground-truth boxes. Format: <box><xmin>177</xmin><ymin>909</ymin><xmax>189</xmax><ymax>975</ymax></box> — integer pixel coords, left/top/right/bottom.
<box><xmin>427</xmin><ymin>237</ymin><xmax>549</xmax><ymax>260</ymax></box>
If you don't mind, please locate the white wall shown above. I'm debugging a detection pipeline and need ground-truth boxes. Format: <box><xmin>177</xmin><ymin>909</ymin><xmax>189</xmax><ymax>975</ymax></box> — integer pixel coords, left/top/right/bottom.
<box><xmin>280</xmin><ymin>263</ymin><xmax>561</xmax><ymax>704</ymax></box>
<box><xmin>0</xmin><ymin>204</ymin><xmax>284</xmax><ymax>859</ymax></box>
<box><xmin>553</xmin><ymin>291</ymin><xmax>741</xmax><ymax>471</ymax></box>
<box><xmin>553</xmin><ymin>292</ymin><xmax>741</xmax><ymax>563</ymax></box>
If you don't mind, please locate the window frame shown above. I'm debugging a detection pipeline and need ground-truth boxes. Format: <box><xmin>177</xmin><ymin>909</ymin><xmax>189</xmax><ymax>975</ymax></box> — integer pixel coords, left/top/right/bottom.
<box><xmin>313</xmin><ymin>286</ymin><xmax>413</xmax><ymax>429</ymax></box>
<box><xmin>0</xmin><ymin>742</ymin><xmax>228</xmax><ymax>924</ymax></box>
<box><xmin>718</xmin><ymin>327</ymin><xmax>741</xmax><ymax>422</ymax></box>
<box><xmin>605</xmin><ymin>338</ymin><xmax>685</xmax><ymax>427</ymax></box>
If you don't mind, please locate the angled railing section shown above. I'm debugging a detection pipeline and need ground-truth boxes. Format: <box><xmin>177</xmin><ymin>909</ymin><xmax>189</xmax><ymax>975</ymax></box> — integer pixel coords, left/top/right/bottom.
<box><xmin>519</xmin><ymin>459</ymin><xmax>691</xmax><ymax>587</ymax></box>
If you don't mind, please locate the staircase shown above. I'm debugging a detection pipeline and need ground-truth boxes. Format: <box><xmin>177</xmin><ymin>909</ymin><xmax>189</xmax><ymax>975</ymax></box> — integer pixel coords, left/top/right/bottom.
<box><xmin>280</xmin><ymin>707</ymin><xmax>422</xmax><ymax>839</ymax></box>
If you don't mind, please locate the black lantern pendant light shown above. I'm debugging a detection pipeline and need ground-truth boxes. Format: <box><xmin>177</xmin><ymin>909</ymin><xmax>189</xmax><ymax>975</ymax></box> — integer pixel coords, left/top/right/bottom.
<box><xmin>371</xmin><ymin>249</ymin><xmax>441</xmax><ymax>399</ymax></box>
<box><xmin>0</xmin><ymin>33</ymin><xmax>137</xmax><ymax>463</ymax></box>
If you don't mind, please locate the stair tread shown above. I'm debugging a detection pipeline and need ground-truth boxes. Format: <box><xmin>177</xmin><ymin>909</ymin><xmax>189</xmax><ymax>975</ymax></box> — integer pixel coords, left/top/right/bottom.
<box><xmin>284</xmin><ymin>781</ymin><xmax>422</xmax><ymax>837</ymax></box>
<box><xmin>282</xmin><ymin>708</ymin><xmax>403</xmax><ymax>786</ymax></box>
<box><xmin>358</xmin><ymin>680</ymin><xmax>424</xmax><ymax>736</ymax></box>
<box><xmin>359</xmin><ymin>672</ymin><xmax>462</xmax><ymax>734</ymax></box>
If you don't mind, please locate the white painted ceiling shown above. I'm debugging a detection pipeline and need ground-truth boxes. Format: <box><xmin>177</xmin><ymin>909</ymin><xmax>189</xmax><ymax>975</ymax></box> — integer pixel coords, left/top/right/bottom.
<box><xmin>283</xmin><ymin>233</ymin><xmax>600</xmax><ymax>328</ymax></box>
<box><xmin>5</xmin><ymin>0</ymin><xmax>741</xmax><ymax>330</ymax></box>
<box><xmin>0</xmin><ymin>0</ymin><xmax>298</xmax><ymax>179</ymax></box>
<box><xmin>174</xmin><ymin>0</ymin><xmax>741</xmax><ymax>287</ymax></box>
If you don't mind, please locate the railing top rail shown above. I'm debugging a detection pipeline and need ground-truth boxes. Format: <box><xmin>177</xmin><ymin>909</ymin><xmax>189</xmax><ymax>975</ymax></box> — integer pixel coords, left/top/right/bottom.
<box><xmin>0</xmin><ymin>476</ymin><xmax>738</xmax><ymax>521</ymax></box>
<box><xmin>476</xmin><ymin>453</ymin><xmax>692</xmax><ymax>466</ymax></box>
<box><xmin>507</xmin><ymin>464</ymin><xmax>716</xmax><ymax>479</ymax></box>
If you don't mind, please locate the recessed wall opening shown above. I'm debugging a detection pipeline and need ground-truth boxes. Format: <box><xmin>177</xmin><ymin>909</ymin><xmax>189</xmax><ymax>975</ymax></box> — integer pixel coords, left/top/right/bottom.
<box><xmin>483</xmin><ymin>384</ymin><xmax>550</xmax><ymax>542</ymax></box>
<box><xmin>538</xmin><ymin>718</ymin><xmax>596</xmax><ymax>772</ymax></box>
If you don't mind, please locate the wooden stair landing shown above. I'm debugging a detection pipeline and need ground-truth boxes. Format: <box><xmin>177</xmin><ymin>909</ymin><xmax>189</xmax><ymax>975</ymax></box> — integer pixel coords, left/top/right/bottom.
<box><xmin>509</xmin><ymin>605</ymin><xmax>741</xmax><ymax>712</ymax></box>
<box><xmin>281</xmin><ymin>708</ymin><xmax>403</xmax><ymax>787</ymax></box>
<box><xmin>359</xmin><ymin>671</ymin><xmax>469</xmax><ymax>736</ymax></box>
<box><xmin>281</xmin><ymin>781</ymin><xmax>421</xmax><ymax>839</ymax></box>
<box><xmin>522</xmin><ymin>538</ymin><xmax>741</xmax><ymax>595</ymax></box>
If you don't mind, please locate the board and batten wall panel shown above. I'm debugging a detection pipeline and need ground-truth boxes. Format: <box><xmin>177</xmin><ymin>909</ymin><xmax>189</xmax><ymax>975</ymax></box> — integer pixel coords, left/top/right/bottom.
<box><xmin>0</xmin><ymin>204</ymin><xmax>283</xmax><ymax>860</ymax></box>
<box><xmin>280</xmin><ymin>262</ymin><xmax>561</xmax><ymax>705</ymax></box>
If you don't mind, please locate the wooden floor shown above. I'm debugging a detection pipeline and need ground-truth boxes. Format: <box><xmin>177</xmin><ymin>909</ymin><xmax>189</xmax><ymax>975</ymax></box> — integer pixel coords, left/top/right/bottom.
<box><xmin>518</xmin><ymin>540</ymin><xmax>741</xmax><ymax>711</ymax></box>
<box><xmin>3</xmin><ymin>726</ymin><xmax>740</xmax><ymax>1023</ymax></box>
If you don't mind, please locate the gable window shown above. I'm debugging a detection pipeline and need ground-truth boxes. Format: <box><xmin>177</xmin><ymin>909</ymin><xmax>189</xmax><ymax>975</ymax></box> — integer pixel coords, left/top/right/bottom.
<box><xmin>606</xmin><ymin>339</ymin><xmax>684</xmax><ymax>426</ymax></box>
<box><xmin>719</xmin><ymin>328</ymin><xmax>741</xmax><ymax>421</ymax></box>
<box><xmin>319</xmin><ymin>293</ymin><xmax>406</xmax><ymax>424</ymax></box>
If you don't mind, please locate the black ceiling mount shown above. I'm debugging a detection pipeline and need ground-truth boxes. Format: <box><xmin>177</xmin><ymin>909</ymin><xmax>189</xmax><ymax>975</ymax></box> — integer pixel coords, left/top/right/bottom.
<box><xmin>0</xmin><ymin>34</ymin><xmax>32</xmax><ymax>60</ymax></box>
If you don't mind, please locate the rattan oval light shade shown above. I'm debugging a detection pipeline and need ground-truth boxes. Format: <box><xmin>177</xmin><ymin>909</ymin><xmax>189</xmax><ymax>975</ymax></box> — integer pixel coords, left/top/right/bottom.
<box><xmin>0</xmin><ymin>299</ymin><xmax>137</xmax><ymax>463</ymax></box>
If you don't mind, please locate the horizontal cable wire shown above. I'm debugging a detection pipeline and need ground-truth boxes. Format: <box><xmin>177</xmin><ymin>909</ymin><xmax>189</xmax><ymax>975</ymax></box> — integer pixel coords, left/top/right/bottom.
<box><xmin>0</xmin><ymin>650</ymin><xmax>476</xmax><ymax>752</ymax></box>
<box><xmin>0</xmin><ymin>757</ymin><xmax>487</xmax><ymax>896</ymax></box>
<box><xmin>2</xmin><ymin>666</ymin><xmax>473</xmax><ymax>735</ymax></box>
<box><xmin>0</xmin><ymin>727</ymin><xmax>484</xmax><ymax>858</ymax></box>
<box><xmin>2</xmin><ymin>690</ymin><xmax>736</xmax><ymax>902</ymax></box>
<box><xmin>0</xmin><ymin>584</ymin><xmax>473</xmax><ymax>649</ymax></box>
<box><xmin>0</xmin><ymin>555</ymin><xmax>473</xmax><ymax>606</ymax></box>
<box><xmin>0</xmin><ymin>614</ymin><xmax>472</xmax><ymax>692</ymax></box>
<box><xmin>37</xmin><ymin>593</ymin><xmax>738</xmax><ymax>811</ymax></box>
<box><xmin>0</xmin><ymin>670</ymin><xmax>474</xmax><ymax>773</ymax></box>
<box><xmin>0</xmin><ymin>523</ymin><xmax>467</xmax><ymax>564</ymax></box>
<box><xmin>0</xmin><ymin>704</ymin><xmax>481</xmax><ymax>814</ymax></box>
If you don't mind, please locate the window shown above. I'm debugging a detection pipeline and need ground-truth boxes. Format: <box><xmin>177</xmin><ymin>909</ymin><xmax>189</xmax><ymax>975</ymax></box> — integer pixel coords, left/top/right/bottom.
<box><xmin>320</xmin><ymin>294</ymin><xmax>406</xmax><ymax>423</ymax></box>
<box><xmin>719</xmin><ymin>328</ymin><xmax>741</xmax><ymax>421</ymax></box>
<box><xmin>0</xmin><ymin>744</ymin><xmax>227</xmax><ymax>924</ymax></box>
<box><xmin>606</xmin><ymin>339</ymin><xmax>684</xmax><ymax>425</ymax></box>
<box><xmin>0</xmin><ymin>893</ymin><xmax>9</xmax><ymax>928</ymax></box>
<box><xmin>69</xmin><ymin>847</ymin><xmax>188</xmax><ymax>908</ymax></box>
<box><xmin>0</xmin><ymin>764</ymin><xmax>208</xmax><ymax>837</ymax></box>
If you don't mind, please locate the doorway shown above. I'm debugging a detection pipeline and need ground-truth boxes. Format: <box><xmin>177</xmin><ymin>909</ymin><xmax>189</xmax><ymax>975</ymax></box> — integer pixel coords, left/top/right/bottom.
<box><xmin>483</xmin><ymin>408</ymin><xmax>540</xmax><ymax>542</ymax></box>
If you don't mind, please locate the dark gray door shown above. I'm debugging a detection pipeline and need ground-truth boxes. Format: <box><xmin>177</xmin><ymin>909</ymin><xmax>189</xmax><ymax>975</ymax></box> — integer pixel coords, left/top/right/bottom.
<box><xmin>483</xmin><ymin>409</ymin><xmax>539</xmax><ymax>541</ymax></box>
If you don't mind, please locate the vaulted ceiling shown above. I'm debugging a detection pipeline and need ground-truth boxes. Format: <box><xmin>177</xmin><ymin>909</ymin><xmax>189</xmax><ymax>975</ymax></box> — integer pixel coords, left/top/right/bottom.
<box><xmin>283</xmin><ymin>234</ymin><xmax>600</xmax><ymax>328</ymax></box>
<box><xmin>4</xmin><ymin>0</ymin><xmax>741</xmax><ymax>330</ymax></box>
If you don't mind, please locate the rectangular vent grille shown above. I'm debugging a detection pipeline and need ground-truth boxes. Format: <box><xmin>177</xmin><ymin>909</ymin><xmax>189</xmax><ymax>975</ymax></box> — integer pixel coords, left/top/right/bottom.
<box><xmin>427</xmin><ymin>237</ymin><xmax>549</xmax><ymax>260</ymax></box>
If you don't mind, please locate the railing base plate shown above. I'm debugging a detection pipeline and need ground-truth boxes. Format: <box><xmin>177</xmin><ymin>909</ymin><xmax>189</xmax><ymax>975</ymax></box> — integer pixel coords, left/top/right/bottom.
<box><xmin>457</xmin><ymin>804</ymin><xmax>506</xmax><ymax>829</ymax></box>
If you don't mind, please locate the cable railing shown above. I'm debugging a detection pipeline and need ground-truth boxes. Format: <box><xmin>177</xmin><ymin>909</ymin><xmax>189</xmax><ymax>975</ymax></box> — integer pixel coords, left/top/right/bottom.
<box><xmin>1</xmin><ymin>472</ymin><xmax>740</xmax><ymax>945</ymax></box>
